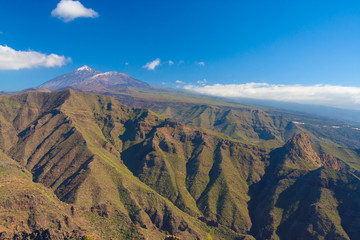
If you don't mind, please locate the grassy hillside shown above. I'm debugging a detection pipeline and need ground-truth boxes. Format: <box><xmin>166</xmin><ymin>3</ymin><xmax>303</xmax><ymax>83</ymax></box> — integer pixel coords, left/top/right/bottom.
<box><xmin>0</xmin><ymin>150</ymin><xmax>98</xmax><ymax>239</ymax></box>
<box><xmin>94</xmin><ymin>87</ymin><xmax>360</xmax><ymax>152</ymax></box>
<box><xmin>0</xmin><ymin>90</ymin><xmax>260</xmax><ymax>239</ymax></box>
<box><xmin>249</xmin><ymin>133</ymin><xmax>359</xmax><ymax>240</ymax></box>
<box><xmin>0</xmin><ymin>90</ymin><xmax>359</xmax><ymax>239</ymax></box>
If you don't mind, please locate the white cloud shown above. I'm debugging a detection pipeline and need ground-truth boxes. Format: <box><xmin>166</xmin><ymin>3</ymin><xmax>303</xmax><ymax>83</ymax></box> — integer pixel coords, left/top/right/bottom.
<box><xmin>125</xmin><ymin>62</ymin><xmax>129</xmax><ymax>66</ymax></box>
<box><xmin>176</xmin><ymin>80</ymin><xmax>185</xmax><ymax>84</ymax></box>
<box><xmin>197</xmin><ymin>78</ymin><xmax>207</xmax><ymax>85</ymax></box>
<box><xmin>168</xmin><ymin>60</ymin><xmax>174</xmax><ymax>66</ymax></box>
<box><xmin>184</xmin><ymin>82</ymin><xmax>360</xmax><ymax>110</ymax></box>
<box><xmin>0</xmin><ymin>45</ymin><xmax>71</xmax><ymax>70</ymax></box>
<box><xmin>52</xmin><ymin>0</ymin><xmax>99</xmax><ymax>22</ymax></box>
<box><xmin>143</xmin><ymin>58</ymin><xmax>161</xmax><ymax>70</ymax></box>
<box><xmin>197</xmin><ymin>61</ymin><xmax>205</xmax><ymax>66</ymax></box>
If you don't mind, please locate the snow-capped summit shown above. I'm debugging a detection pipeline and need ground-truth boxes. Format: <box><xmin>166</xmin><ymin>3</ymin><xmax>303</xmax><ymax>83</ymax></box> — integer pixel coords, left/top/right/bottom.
<box><xmin>76</xmin><ymin>65</ymin><xmax>93</xmax><ymax>71</ymax></box>
<box><xmin>39</xmin><ymin>66</ymin><xmax>102</xmax><ymax>90</ymax></box>
<box><xmin>38</xmin><ymin>66</ymin><xmax>150</xmax><ymax>91</ymax></box>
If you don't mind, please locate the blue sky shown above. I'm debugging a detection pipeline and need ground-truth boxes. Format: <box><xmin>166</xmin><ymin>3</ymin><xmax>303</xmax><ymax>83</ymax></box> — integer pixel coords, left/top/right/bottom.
<box><xmin>0</xmin><ymin>0</ymin><xmax>360</xmax><ymax>109</ymax></box>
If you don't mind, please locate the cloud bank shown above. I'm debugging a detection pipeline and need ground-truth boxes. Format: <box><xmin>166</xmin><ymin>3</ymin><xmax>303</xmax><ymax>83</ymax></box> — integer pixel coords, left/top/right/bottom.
<box><xmin>52</xmin><ymin>0</ymin><xmax>99</xmax><ymax>22</ymax></box>
<box><xmin>184</xmin><ymin>83</ymin><xmax>360</xmax><ymax>110</ymax></box>
<box><xmin>143</xmin><ymin>58</ymin><xmax>161</xmax><ymax>70</ymax></box>
<box><xmin>0</xmin><ymin>45</ymin><xmax>71</xmax><ymax>70</ymax></box>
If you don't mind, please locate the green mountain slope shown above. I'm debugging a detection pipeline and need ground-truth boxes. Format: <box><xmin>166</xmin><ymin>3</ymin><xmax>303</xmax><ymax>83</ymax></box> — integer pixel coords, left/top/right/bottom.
<box><xmin>0</xmin><ymin>150</ymin><xmax>98</xmax><ymax>239</ymax></box>
<box><xmin>0</xmin><ymin>90</ymin><xmax>261</xmax><ymax>239</ymax></box>
<box><xmin>0</xmin><ymin>90</ymin><xmax>359</xmax><ymax>239</ymax></box>
<box><xmin>95</xmin><ymin>86</ymin><xmax>360</xmax><ymax>152</ymax></box>
<box><xmin>248</xmin><ymin>133</ymin><xmax>360</xmax><ymax>240</ymax></box>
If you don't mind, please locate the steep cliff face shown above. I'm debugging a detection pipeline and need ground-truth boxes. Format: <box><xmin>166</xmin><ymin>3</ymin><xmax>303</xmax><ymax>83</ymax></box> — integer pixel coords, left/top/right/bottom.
<box><xmin>0</xmin><ymin>90</ymin><xmax>359</xmax><ymax>240</ymax></box>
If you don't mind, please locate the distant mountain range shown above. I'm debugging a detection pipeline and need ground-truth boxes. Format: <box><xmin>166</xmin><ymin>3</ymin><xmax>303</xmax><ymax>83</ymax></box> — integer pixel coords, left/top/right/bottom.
<box><xmin>232</xmin><ymin>97</ymin><xmax>360</xmax><ymax>125</ymax></box>
<box><xmin>1</xmin><ymin>66</ymin><xmax>360</xmax><ymax>239</ymax></box>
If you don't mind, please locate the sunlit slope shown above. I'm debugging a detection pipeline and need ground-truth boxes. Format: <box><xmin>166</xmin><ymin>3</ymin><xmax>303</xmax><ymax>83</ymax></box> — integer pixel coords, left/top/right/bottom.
<box><xmin>102</xmin><ymin>87</ymin><xmax>360</xmax><ymax>151</ymax></box>
<box><xmin>0</xmin><ymin>90</ymin><xmax>263</xmax><ymax>239</ymax></box>
<box><xmin>1</xmin><ymin>90</ymin><xmax>360</xmax><ymax>239</ymax></box>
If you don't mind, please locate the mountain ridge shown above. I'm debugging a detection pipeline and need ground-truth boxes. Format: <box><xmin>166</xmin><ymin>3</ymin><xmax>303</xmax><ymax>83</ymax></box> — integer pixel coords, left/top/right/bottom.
<box><xmin>0</xmin><ymin>90</ymin><xmax>264</xmax><ymax>239</ymax></box>
<box><xmin>0</xmin><ymin>89</ymin><xmax>359</xmax><ymax>239</ymax></box>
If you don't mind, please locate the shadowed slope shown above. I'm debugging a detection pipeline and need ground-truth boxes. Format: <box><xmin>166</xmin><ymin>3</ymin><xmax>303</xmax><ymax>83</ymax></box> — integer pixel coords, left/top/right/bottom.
<box><xmin>248</xmin><ymin>133</ymin><xmax>359</xmax><ymax>240</ymax></box>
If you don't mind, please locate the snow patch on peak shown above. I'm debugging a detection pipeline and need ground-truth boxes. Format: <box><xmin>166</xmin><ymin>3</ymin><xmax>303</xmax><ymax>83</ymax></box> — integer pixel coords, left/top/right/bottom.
<box><xmin>102</xmin><ymin>71</ymin><xmax>117</xmax><ymax>76</ymax></box>
<box><xmin>89</xmin><ymin>71</ymin><xmax>120</xmax><ymax>79</ymax></box>
<box><xmin>76</xmin><ymin>65</ymin><xmax>92</xmax><ymax>71</ymax></box>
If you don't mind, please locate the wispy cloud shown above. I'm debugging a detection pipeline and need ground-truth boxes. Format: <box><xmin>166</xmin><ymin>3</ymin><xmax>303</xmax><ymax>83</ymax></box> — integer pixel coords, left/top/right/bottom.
<box><xmin>178</xmin><ymin>60</ymin><xmax>184</xmax><ymax>65</ymax></box>
<box><xmin>184</xmin><ymin>83</ymin><xmax>360</xmax><ymax>110</ymax></box>
<box><xmin>125</xmin><ymin>62</ymin><xmax>129</xmax><ymax>66</ymax></box>
<box><xmin>52</xmin><ymin>0</ymin><xmax>99</xmax><ymax>22</ymax></box>
<box><xmin>197</xmin><ymin>78</ymin><xmax>207</xmax><ymax>85</ymax></box>
<box><xmin>176</xmin><ymin>80</ymin><xmax>185</xmax><ymax>84</ymax></box>
<box><xmin>0</xmin><ymin>45</ymin><xmax>71</xmax><ymax>70</ymax></box>
<box><xmin>196</xmin><ymin>61</ymin><xmax>205</xmax><ymax>66</ymax></box>
<box><xmin>143</xmin><ymin>58</ymin><xmax>161</xmax><ymax>70</ymax></box>
<box><xmin>168</xmin><ymin>60</ymin><xmax>174</xmax><ymax>66</ymax></box>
